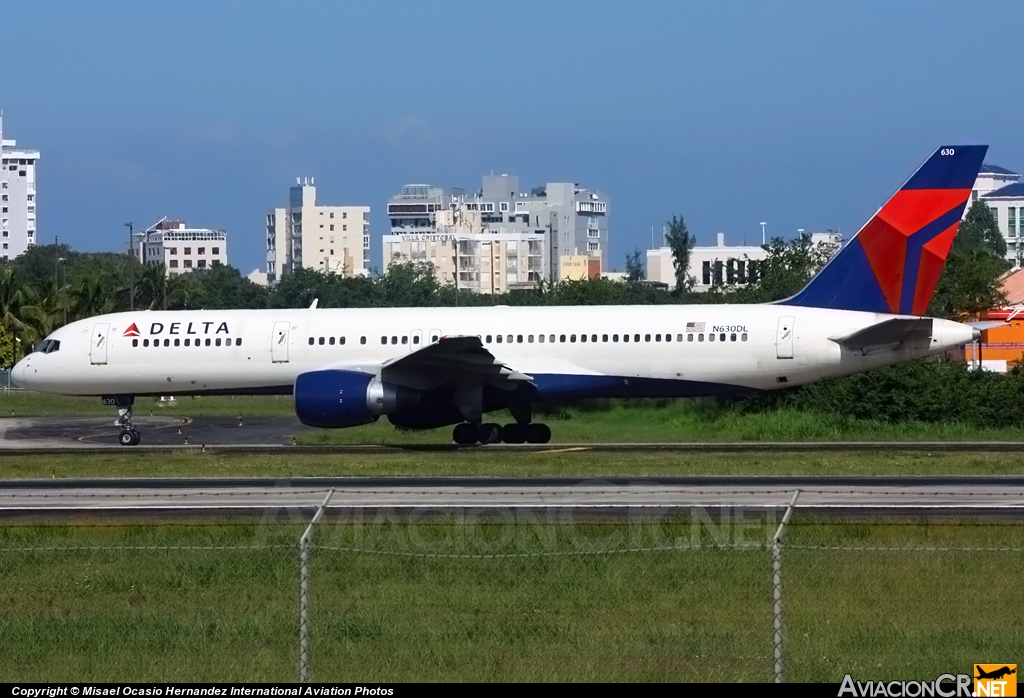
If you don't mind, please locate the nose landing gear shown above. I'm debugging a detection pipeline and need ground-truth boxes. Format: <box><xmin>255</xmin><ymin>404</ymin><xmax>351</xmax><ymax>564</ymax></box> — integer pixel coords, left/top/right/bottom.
<box><xmin>106</xmin><ymin>395</ymin><xmax>141</xmax><ymax>446</ymax></box>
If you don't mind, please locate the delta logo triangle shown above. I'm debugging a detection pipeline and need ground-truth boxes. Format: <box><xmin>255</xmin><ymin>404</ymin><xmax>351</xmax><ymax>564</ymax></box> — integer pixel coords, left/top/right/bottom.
<box><xmin>123</xmin><ymin>323</ymin><xmax>141</xmax><ymax>337</ymax></box>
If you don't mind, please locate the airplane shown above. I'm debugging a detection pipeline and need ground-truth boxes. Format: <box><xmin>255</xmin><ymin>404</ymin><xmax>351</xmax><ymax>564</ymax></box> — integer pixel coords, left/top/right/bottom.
<box><xmin>10</xmin><ymin>145</ymin><xmax>989</xmax><ymax>446</ymax></box>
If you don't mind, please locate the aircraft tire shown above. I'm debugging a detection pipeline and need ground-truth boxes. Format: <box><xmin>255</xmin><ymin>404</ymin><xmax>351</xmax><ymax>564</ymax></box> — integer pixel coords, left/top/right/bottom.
<box><xmin>526</xmin><ymin>423</ymin><xmax>551</xmax><ymax>444</ymax></box>
<box><xmin>502</xmin><ymin>423</ymin><xmax>527</xmax><ymax>444</ymax></box>
<box><xmin>119</xmin><ymin>430</ymin><xmax>136</xmax><ymax>447</ymax></box>
<box><xmin>130</xmin><ymin>430</ymin><xmax>141</xmax><ymax>446</ymax></box>
<box><xmin>477</xmin><ymin>423</ymin><xmax>503</xmax><ymax>444</ymax></box>
<box><xmin>453</xmin><ymin>423</ymin><xmax>479</xmax><ymax>445</ymax></box>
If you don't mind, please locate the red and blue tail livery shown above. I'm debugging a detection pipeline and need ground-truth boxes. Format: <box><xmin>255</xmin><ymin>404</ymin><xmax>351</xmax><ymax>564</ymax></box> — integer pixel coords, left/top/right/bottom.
<box><xmin>783</xmin><ymin>145</ymin><xmax>987</xmax><ymax>315</ymax></box>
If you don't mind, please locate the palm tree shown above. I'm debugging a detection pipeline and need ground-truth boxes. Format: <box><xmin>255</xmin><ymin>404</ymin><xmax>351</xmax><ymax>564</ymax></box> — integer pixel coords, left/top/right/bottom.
<box><xmin>0</xmin><ymin>267</ymin><xmax>43</xmax><ymax>356</ymax></box>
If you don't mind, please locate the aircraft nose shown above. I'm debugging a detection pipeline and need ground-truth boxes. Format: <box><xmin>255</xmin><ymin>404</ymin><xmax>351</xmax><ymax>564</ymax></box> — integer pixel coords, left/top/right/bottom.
<box><xmin>10</xmin><ymin>358</ymin><xmax>27</xmax><ymax>389</ymax></box>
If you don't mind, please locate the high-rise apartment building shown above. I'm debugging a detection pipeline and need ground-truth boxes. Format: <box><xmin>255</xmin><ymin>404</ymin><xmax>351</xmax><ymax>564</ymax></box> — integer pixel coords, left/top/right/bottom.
<box><xmin>265</xmin><ymin>178</ymin><xmax>370</xmax><ymax>284</ymax></box>
<box><xmin>0</xmin><ymin>114</ymin><xmax>40</xmax><ymax>260</ymax></box>
<box><xmin>382</xmin><ymin>174</ymin><xmax>609</xmax><ymax>292</ymax></box>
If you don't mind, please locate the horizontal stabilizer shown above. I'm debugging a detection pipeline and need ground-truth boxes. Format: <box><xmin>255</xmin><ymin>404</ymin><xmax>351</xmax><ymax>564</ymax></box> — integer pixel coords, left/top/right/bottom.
<box><xmin>830</xmin><ymin>317</ymin><xmax>933</xmax><ymax>350</ymax></box>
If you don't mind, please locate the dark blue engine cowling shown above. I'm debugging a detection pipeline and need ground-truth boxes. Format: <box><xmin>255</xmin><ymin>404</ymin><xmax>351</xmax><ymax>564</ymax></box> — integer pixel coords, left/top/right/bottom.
<box><xmin>294</xmin><ymin>369</ymin><xmax>381</xmax><ymax>428</ymax></box>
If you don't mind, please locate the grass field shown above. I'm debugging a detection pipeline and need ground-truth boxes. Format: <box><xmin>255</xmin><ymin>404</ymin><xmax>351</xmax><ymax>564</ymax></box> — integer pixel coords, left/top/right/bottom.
<box><xmin>0</xmin><ymin>518</ymin><xmax>1020</xmax><ymax>682</ymax></box>
<box><xmin>3</xmin><ymin>449</ymin><xmax>1024</xmax><ymax>479</ymax></box>
<box><xmin>6</xmin><ymin>389</ymin><xmax>1024</xmax><ymax>445</ymax></box>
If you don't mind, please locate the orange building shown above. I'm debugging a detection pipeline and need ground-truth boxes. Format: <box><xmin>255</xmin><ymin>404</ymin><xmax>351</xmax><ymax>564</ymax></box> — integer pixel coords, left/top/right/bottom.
<box><xmin>964</xmin><ymin>268</ymin><xmax>1024</xmax><ymax>369</ymax></box>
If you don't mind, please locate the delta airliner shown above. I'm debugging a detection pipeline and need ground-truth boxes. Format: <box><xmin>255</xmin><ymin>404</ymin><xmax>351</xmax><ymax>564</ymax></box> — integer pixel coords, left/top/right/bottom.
<box><xmin>10</xmin><ymin>145</ymin><xmax>989</xmax><ymax>446</ymax></box>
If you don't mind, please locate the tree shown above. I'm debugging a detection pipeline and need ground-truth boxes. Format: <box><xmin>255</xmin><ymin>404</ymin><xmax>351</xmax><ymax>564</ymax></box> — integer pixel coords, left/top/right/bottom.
<box><xmin>736</xmin><ymin>234</ymin><xmax>837</xmax><ymax>303</ymax></box>
<box><xmin>664</xmin><ymin>215</ymin><xmax>696</xmax><ymax>294</ymax></box>
<box><xmin>0</xmin><ymin>267</ymin><xmax>41</xmax><ymax>355</ymax></box>
<box><xmin>624</xmin><ymin>248</ymin><xmax>644</xmax><ymax>283</ymax></box>
<box><xmin>929</xmin><ymin>200</ymin><xmax>1010</xmax><ymax>319</ymax></box>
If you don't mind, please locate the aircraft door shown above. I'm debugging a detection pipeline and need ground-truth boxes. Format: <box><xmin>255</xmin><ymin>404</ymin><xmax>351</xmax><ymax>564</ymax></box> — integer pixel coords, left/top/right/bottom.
<box><xmin>776</xmin><ymin>316</ymin><xmax>795</xmax><ymax>359</ymax></box>
<box><xmin>429</xmin><ymin>328</ymin><xmax>442</xmax><ymax>343</ymax></box>
<box><xmin>272</xmin><ymin>321</ymin><xmax>290</xmax><ymax>363</ymax></box>
<box><xmin>90</xmin><ymin>323</ymin><xmax>110</xmax><ymax>365</ymax></box>
<box><xmin>411</xmin><ymin>329</ymin><xmax>423</xmax><ymax>348</ymax></box>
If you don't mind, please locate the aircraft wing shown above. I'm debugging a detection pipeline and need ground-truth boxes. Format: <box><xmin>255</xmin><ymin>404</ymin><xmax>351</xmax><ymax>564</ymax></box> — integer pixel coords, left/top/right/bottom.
<box><xmin>380</xmin><ymin>335</ymin><xmax>533</xmax><ymax>391</ymax></box>
<box><xmin>829</xmin><ymin>317</ymin><xmax>934</xmax><ymax>351</ymax></box>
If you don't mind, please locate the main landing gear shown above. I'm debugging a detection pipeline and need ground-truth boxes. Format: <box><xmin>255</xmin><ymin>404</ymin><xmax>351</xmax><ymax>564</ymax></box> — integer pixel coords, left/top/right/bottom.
<box><xmin>111</xmin><ymin>396</ymin><xmax>141</xmax><ymax>447</ymax></box>
<box><xmin>452</xmin><ymin>422</ymin><xmax>552</xmax><ymax>445</ymax></box>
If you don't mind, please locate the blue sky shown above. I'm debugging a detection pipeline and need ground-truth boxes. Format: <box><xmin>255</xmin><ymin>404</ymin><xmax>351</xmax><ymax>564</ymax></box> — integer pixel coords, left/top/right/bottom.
<box><xmin>3</xmin><ymin>1</ymin><xmax>1023</xmax><ymax>274</ymax></box>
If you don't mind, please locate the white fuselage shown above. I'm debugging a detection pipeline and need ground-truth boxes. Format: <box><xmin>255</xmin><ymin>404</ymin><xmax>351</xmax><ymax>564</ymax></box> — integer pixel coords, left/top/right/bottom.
<box><xmin>12</xmin><ymin>305</ymin><xmax>976</xmax><ymax>401</ymax></box>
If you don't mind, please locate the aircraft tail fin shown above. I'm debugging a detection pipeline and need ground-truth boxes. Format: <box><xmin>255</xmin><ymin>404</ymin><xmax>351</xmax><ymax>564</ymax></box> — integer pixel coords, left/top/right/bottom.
<box><xmin>781</xmin><ymin>145</ymin><xmax>988</xmax><ymax>315</ymax></box>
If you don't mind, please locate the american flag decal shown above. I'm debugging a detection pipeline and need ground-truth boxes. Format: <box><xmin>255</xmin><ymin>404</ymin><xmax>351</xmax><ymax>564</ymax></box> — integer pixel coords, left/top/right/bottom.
<box><xmin>686</xmin><ymin>322</ymin><xmax>706</xmax><ymax>332</ymax></box>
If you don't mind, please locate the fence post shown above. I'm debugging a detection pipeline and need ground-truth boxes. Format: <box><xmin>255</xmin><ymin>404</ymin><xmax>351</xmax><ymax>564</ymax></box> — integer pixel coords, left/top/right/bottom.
<box><xmin>770</xmin><ymin>489</ymin><xmax>800</xmax><ymax>684</ymax></box>
<box><xmin>298</xmin><ymin>488</ymin><xmax>335</xmax><ymax>684</ymax></box>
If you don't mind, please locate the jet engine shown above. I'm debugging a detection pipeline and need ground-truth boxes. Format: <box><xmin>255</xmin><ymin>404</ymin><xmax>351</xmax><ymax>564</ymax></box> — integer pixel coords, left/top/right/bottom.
<box><xmin>294</xmin><ymin>369</ymin><xmax>412</xmax><ymax>428</ymax></box>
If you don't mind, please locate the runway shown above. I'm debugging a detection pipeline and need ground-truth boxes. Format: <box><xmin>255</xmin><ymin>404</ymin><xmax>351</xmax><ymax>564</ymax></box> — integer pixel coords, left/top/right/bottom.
<box><xmin>2</xmin><ymin>476</ymin><xmax>1023</xmax><ymax>518</ymax></box>
<box><xmin>3</xmin><ymin>416</ymin><xmax>1024</xmax><ymax>453</ymax></box>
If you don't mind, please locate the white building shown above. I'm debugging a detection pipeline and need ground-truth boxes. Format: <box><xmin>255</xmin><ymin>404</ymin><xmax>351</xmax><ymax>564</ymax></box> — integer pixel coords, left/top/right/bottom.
<box><xmin>0</xmin><ymin>114</ymin><xmax>40</xmax><ymax>260</ymax></box>
<box><xmin>971</xmin><ymin>164</ymin><xmax>1024</xmax><ymax>266</ymax></box>
<box><xmin>647</xmin><ymin>231</ymin><xmax>840</xmax><ymax>291</ymax></box>
<box><xmin>384</xmin><ymin>175</ymin><xmax>608</xmax><ymax>291</ymax></box>
<box><xmin>132</xmin><ymin>218</ymin><xmax>228</xmax><ymax>275</ymax></box>
<box><xmin>266</xmin><ymin>178</ymin><xmax>370</xmax><ymax>284</ymax></box>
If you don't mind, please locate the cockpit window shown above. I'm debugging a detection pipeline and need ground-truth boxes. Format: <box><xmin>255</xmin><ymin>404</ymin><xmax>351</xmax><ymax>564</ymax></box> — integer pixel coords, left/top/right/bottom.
<box><xmin>35</xmin><ymin>339</ymin><xmax>60</xmax><ymax>354</ymax></box>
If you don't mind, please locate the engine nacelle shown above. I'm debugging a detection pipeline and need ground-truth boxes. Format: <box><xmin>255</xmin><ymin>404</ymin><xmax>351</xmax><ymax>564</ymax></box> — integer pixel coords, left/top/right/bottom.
<box><xmin>294</xmin><ymin>369</ymin><xmax>403</xmax><ymax>428</ymax></box>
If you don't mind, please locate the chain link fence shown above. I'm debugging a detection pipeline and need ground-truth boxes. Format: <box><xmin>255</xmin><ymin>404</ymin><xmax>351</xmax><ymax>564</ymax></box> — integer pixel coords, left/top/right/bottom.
<box><xmin>1</xmin><ymin>506</ymin><xmax>1022</xmax><ymax>682</ymax></box>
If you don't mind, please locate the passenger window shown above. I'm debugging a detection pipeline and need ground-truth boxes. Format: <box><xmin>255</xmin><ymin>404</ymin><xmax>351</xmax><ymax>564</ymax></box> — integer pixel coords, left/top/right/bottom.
<box><xmin>486</xmin><ymin>335</ymin><xmax>492</xmax><ymax>343</ymax></box>
<box><xmin>538</xmin><ymin>335</ymin><xmax>545</xmax><ymax>343</ymax></box>
<box><xmin>507</xmin><ymin>335</ymin><xmax>513</xmax><ymax>343</ymax></box>
<box><xmin>205</xmin><ymin>338</ymin><xmax>211</xmax><ymax>346</ymax></box>
<box><xmin>560</xmin><ymin>335</ymin><xmax>566</xmax><ymax>343</ymax></box>
<box><xmin>709</xmin><ymin>334</ymin><xmax>716</xmax><ymax>342</ymax></box>
<box><xmin>655</xmin><ymin>334</ymin><xmax>661</xmax><ymax>342</ymax></box>
<box><xmin>319</xmin><ymin>337</ymin><xmax>325</xmax><ymax>345</ymax></box>
<box><xmin>570</xmin><ymin>334</ymin><xmax>577</xmax><ymax>343</ymax></box>
<box><xmin>164</xmin><ymin>339</ymin><xmax>170</xmax><ymax>347</ymax></box>
<box><xmin>602</xmin><ymin>334</ymin><xmax>608</xmax><ymax>342</ymax></box>
<box><xmin>741</xmin><ymin>333</ymin><xmax>748</xmax><ymax>341</ymax></box>
<box><xmin>308</xmin><ymin>337</ymin><xmax>314</xmax><ymax>346</ymax></box>
<box><xmin>720</xmin><ymin>333</ymin><xmax>726</xmax><ymax>342</ymax></box>
<box><xmin>381</xmin><ymin>336</ymin><xmax>387</xmax><ymax>345</ymax></box>
<box><xmin>591</xmin><ymin>334</ymin><xmax>597</xmax><ymax>342</ymax></box>
<box><xmin>549</xmin><ymin>334</ymin><xmax>555</xmax><ymax>343</ymax></box>
<box><xmin>226</xmin><ymin>338</ymin><xmax>232</xmax><ymax>346</ymax></box>
<box><xmin>184</xmin><ymin>338</ymin><xmax>190</xmax><ymax>347</ymax></box>
<box><xmin>237</xmin><ymin>338</ymin><xmax>243</xmax><ymax>347</ymax></box>
<box><xmin>432</xmin><ymin>335</ymin><xmax>439</xmax><ymax>342</ymax></box>
<box><xmin>391</xmin><ymin>336</ymin><xmax>398</xmax><ymax>345</ymax></box>
<box><xmin>645</xmin><ymin>334</ymin><xmax>651</xmax><ymax>342</ymax></box>
<box><xmin>730</xmin><ymin>333</ymin><xmax>737</xmax><ymax>342</ymax></box>
<box><xmin>528</xmin><ymin>335</ymin><xmax>534</xmax><ymax>343</ymax></box>
<box><xmin>687</xmin><ymin>334</ymin><xmax>693</xmax><ymax>342</ymax></box>
<box><xmin>634</xmin><ymin>334</ymin><xmax>640</xmax><ymax>342</ymax></box>
<box><xmin>580</xmin><ymin>334</ymin><xmax>587</xmax><ymax>343</ymax></box>
<box><xmin>677</xmin><ymin>334</ymin><xmax>683</xmax><ymax>342</ymax></box>
<box><xmin>698</xmin><ymin>334</ymin><xmax>704</xmax><ymax>342</ymax></box>
<box><xmin>613</xmin><ymin>334</ymin><xmax>619</xmax><ymax>342</ymax></box>
<box><xmin>329</xmin><ymin>337</ymin><xmax>335</xmax><ymax>346</ymax></box>
<box><xmin>339</xmin><ymin>337</ymin><xmax>345</xmax><ymax>345</ymax></box>
<box><xmin>132</xmin><ymin>339</ymin><xmax>139</xmax><ymax>347</ymax></box>
<box><xmin>401</xmin><ymin>336</ymin><xmax>408</xmax><ymax>344</ymax></box>
<box><xmin>517</xmin><ymin>335</ymin><xmax>523</xmax><ymax>343</ymax></box>
<box><xmin>360</xmin><ymin>337</ymin><xmax>366</xmax><ymax>344</ymax></box>
<box><xmin>623</xmin><ymin>334</ymin><xmax>629</xmax><ymax>343</ymax></box>
<box><xmin>216</xmin><ymin>338</ymin><xmax>222</xmax><ymax>347</ymax></box>
<box><xmin>174</xmin><ymin>339</ymin><xmax>181</xmax><ymax>347</ymax></box>
<box><xmin>153</xmin><ymin>342</ymin><xmax>159</xmax><ymax>349</ymax></box>
<box><xmin>496</xmin><ymin>335</ymin><xmax>503</xmax><ymax>343</ymax></box>
<box><xmin>412</xmin><ymin>336</ymin><xmax>418</xmax><ymax>344</ymax></box>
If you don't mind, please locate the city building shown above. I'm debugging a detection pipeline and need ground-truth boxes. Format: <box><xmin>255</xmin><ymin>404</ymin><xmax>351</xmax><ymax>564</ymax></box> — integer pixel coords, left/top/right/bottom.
<box><xmin>0</xmin><ymin>113</ymin><xmax>40</xmax><ymax>260</ymax></box>
<box><xmin>131</xmin><ymin>217</ymin><xmax>228</xmax><ymax>275</ymax></box>
<box><xmin>266</xmin><ymin>178</ymin><xmax>370</xmax><ymax>284</ymax></box>
<box><xmin>382</xmin><ymin>174</ymin><xmax>609</xmax><ymax>292</ymax></box>
<box><xmin>970</xmin><ymin>165</ymin><xmax>1024</xmax><ymax>267</ymax></box>
<box><xmin>646</xmin><ymin>231</ymin><xmax>840</xmax><ymax>291</ymax></box>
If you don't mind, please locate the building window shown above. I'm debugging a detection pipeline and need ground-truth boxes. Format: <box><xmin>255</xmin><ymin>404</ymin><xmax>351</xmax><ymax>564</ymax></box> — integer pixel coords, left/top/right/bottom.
<box><xmin>198</xmin><ymin>260</ymin><xmax>207</xmax><ymax>268</ymax></box>
<box><xmin>212</xmin><ymin>247</ymin><xmax>219</xmax><ymax>254</ymax></box>
<box><xmin>184</xmin><ymin>247</ymin><xmax>191</xmax><ymax>255</ymax></box>
<box><xmin>184</xmin><ymin>260</ymin><xmax>193</xmax><ymax>268</ymax></box>
<box><xmin>169</xmin><ymin>260</ymin><xmax>179</xmax><ymax>268</ymax></box>
<box><xmin>702</xmin><ymin>261</ymin><xmax>711</xmax><ymax>285</ymax></box>
<box><xmin>1009</xmin><ymin>207</ymin><xmax>1017</xmax><ymax>238</ymax></box>
<box><xmin>500</xmin><ymin>202</ymin><xmax>509</xmax><ymax>212</ymax></box>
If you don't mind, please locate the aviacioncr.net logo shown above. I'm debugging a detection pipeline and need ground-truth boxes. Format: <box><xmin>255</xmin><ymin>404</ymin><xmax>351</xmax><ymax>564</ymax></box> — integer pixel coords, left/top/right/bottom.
<box><xmin>839</xmin><ymin>674</ymin><xmax>973</xmax><ymax>697</ymax></box>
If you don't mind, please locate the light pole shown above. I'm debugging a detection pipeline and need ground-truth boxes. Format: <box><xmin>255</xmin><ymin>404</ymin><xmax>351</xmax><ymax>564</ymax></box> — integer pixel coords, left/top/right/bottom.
<box><xmin>760</xmin><ymin>222</ymin><xmax>767</xmax><ymax>245</ymax></box>
<box><xmin>125</xmin><ymin>222</ymin><xmax>134</xmax><ymax>311</ymax></box>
